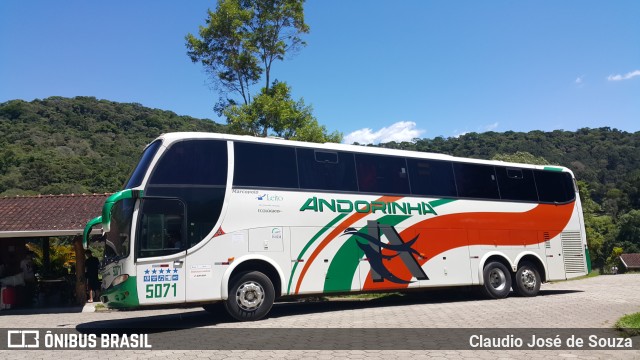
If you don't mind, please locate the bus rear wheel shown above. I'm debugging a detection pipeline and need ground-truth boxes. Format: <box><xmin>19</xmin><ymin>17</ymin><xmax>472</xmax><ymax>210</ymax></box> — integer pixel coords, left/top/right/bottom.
<box><xmin>224</xmin><ymin>271</ymin><xmax>275</xmax><ymax>321</ymax></box>
<box><xmin>513</xmin><ymin>262</ymin><xmax>541</xmax><ymax>297</ymax></box>
<box><xmin>482</xmin><ymin>262</ymin><xmax>512</xmax><ymax>299</ymax></box>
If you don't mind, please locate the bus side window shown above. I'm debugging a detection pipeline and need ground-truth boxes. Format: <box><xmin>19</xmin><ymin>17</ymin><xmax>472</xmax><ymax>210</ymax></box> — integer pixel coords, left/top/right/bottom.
<box><xmin>407</xmin><ymin>158</ymin><xmax>457</xmax><ymax>197</ymax></box>
<box><xmin>534</xmin><ymin>170</ymin><xmax>575</xmax><ymax>203</ymax></box>
<box><xmin>495</xmin><ymin>167</ymin><xmax>538</xmax><ymax>202</ymax></box>
<box><xmin>453</xmin><ymin>163</ymin><xmax>500</xmax><ymax>200</ymax></box>
<box><xmin>297</xmin><ymin>148</ymin><xmax>357</xmax><ymax>192</ymax></box>
<box><xmin>355</xmin><ymin>154</ymin><xmax>410</xmax><ymax>195</ymax></box>
<box><xmin>234</xmin><ymin>142</ymin><xmax>299</xmax><ymax>189</ymax></box>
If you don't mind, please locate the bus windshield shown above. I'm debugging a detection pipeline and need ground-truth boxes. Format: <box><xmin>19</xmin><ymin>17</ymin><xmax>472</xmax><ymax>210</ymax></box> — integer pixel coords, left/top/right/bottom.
<box><xmin>104</xmin><ymin>198</ymin><xmax>135</xmax><ymax>263</ymax></box>
<box><xmin>125</xmin><ymin>140</ymin><xmax>162</xmax><ymax>189</ymax></box>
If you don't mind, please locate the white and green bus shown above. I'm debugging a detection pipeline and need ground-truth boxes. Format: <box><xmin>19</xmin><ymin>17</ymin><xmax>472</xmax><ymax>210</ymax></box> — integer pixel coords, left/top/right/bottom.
<box><xmin>84</xmin><ymin>132</ymin><xmax>589</xmax><ymax>321</ymax></box>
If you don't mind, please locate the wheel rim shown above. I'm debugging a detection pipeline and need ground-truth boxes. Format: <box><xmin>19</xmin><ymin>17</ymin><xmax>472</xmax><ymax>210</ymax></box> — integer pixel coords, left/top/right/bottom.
<box><xmin>489</xmin><ymin>268</ymin><xmax>507</xmax><ymax>291</ymax></box>
<box><xmin>520</xmin><ymin>269</ymin><xmax>537</xmax><ymax>291</ymax></box>
<box><xmin>236</xmin><ymin>281</ymin><xmax>265</xmax><ymax>311</ymax></box>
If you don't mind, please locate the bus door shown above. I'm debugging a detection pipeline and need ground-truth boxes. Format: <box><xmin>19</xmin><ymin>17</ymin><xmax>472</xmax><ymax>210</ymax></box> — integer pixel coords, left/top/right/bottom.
<box><xmin>135</xmin><ymin>198</ymin><xmax>187</xmax><ymax>305</ymax></box>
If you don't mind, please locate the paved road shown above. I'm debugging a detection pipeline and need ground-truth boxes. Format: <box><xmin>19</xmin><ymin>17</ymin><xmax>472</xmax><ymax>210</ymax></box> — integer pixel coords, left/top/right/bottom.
<box><xmin>1</xmin><ymin>274</ymin><xmax>639</xmax><ymax>359</ymax></box>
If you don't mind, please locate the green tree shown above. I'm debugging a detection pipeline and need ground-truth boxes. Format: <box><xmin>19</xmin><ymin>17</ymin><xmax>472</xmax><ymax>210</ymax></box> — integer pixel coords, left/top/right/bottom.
<box><xmin>224</xmin><ymin>81</ymin><xmax>341</xmax><ymax>142</ymax></box>
<box><xmin>186</xmin><ymin>0</ymin><xmax>259</xmax><ymax>106</ymax></box>
<box><xmin>491</xmin><ymin>151</ymin><xmax>550</xmax><ymax>165</ymax></box>
<box><xmin>586</xmin><ymin>215</ymin><xmax>617</xmax><ymax>268</ymax></box>
<box><xmin>185</xmin><ymin>0</ymin><xmax>333</xmax><ymax>140</ymax></box>
<box><xmin>26</xmin><ymin>238</ymin><xmax>76</xmax><ymax>277</ymax></box>
<box><xmin>616</xmin><ymin>210</ymin><xmax>640</xmax><ymax>253</ymax></box>
<box><xmin>186</xmin><ymin>0</ymin><xmax>309</xmax><ymax>113</ymax></box>
<box><xmin>605</xmin><ymin>246</ymin><xmax>624</xmax><ymax>272</ymax></box>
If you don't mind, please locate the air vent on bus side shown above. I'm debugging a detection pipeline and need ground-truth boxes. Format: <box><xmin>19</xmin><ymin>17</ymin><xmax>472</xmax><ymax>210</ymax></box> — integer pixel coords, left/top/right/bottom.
<box><xmin>543</xmin><ymin>232</ymin><xmax>551</xmax><ymax>249</ymax></box>
<box><xmin>561</xmin><ymin>231</ymin><xmax>585</xmax><ymax>273</ymax></box>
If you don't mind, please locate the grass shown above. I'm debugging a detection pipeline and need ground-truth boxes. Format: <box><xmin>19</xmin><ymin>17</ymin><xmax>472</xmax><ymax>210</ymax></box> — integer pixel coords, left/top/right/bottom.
<box><xmin>616</xmin><ymin>312</ymin><xmax>640</xmax><ymax>337</ymax></box>
<box><xmin>551</xmin><ymin>268</ymin><xmax>601</xmax><ymax>282</ymax></box>
<box><xmin>587</xmin><ymin>268</ymin><xmax>601</xmax><ymax>277</ymax></box>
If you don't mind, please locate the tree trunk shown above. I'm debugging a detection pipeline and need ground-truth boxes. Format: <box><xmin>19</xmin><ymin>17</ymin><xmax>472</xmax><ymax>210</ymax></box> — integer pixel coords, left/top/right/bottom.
<box><xmin>73</xmin><ymin>236</ymin><xmax>87</xmax><ymax>305</ymax></box>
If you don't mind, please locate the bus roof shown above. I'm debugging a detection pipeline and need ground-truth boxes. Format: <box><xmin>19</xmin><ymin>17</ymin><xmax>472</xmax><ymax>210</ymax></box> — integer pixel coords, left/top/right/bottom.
<box><xmin>155</xmin><ymin>132</ymin><xmax>573</xmax><ymax>175</ymax></box>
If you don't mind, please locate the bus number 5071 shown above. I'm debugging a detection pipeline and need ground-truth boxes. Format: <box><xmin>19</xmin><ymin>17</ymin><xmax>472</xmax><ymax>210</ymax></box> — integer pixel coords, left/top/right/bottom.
<box><xmin>146</xmin><ymin>283</ymin><xmax>176</xmax><ymax>298</ymax></box>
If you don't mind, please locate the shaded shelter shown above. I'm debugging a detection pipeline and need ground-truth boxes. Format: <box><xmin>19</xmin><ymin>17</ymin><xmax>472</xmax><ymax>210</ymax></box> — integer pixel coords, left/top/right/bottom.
<box><xmin>0</xmin><ymin>194</ymin><xmax>109</xmax><ymax>307</ymax></box>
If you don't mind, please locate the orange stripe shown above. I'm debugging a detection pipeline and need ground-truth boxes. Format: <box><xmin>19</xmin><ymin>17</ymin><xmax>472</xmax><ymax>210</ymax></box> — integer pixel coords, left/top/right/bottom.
<box><xmin>294</xmin><ymin>196</ymin><xmax>402</xmax><ymax>294</ymax></box>
<box><xmin>362</xmin><ymin>202</ymin><xmax>575</xmax><ymax>290</ymax></box>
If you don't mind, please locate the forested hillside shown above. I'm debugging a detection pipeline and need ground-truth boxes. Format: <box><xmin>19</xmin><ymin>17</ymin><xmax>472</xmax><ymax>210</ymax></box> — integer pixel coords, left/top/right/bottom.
<box><xmin>1</xmin><ymin>96</ymin><xmax>638</xmax><ymax>268</ymax></box>
<box><xmin>0</xmin><ymin>96</ymin><xmax>226</xmax><ymax>195</ymax></box>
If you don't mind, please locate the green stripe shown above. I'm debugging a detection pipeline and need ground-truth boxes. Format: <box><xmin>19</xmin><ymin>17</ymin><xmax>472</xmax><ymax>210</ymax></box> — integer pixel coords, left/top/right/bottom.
<box><xmin>323</xmin><ymin>215</ymin><xmax>409</xmax><ymax>292</ymax></box>
<box><xmin>543</xmin><ymin>166</ymin><xmax>563</xmax><ymax>172</ymax></box>
<box><xmin>286</xmin><ymin>213</ymin><xmax>347</xmax><ymax>295</ymax></box>
<box><xmin>101</xmin><ymin>189</ymin><xmax>142</xmax><ymax>232</ymax></box>
<box><xmin>428</xmin><ymin>198</ymin><xmax>456</xmax><ymax>208</ymax></box>
<box><xmin>83</xmin><ymin>216</ymin><xmax>102</xmax><ymax>249</ymax></box>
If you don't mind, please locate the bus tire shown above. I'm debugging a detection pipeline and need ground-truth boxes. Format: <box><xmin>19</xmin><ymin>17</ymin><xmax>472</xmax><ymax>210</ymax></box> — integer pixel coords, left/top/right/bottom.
<box><xmin>482</xmin><ymin>261</ymin><xmax>511</xmax><ymax>299</ymax></box>
<box><xmin>513</xmin><ymin>262</ymin><xmax>541</xmax><ymax>297</ymax></box>
<box><xmin>224</xmin><ymin>271</ymin><xmax>275</xmax><ymax>321</ymax></box>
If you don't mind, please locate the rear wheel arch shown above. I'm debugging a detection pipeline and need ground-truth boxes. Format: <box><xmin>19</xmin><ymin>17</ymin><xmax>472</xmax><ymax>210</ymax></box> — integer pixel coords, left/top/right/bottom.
<box><xmin>478</xmin><ymin>253</ymin><xmax>514</xmax><ymax>285</ymax></box>
<box><xmin>515</xmin><ymin>253</ymin><xmax>547</xmax><ymax>282</ymax></box>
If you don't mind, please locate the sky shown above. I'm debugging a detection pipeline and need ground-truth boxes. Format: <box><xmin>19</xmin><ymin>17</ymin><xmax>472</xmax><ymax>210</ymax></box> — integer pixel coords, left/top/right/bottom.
<box><xmin>1</xmin><ymin>1</ymin><xmax>638</xmax><ymax>144</ymax></box>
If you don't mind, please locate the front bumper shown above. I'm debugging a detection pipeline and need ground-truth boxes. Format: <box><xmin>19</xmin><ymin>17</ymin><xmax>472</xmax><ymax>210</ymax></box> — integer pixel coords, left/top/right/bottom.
<box><xmin>100</xmin><ymin>275</ymin><xmax>139</xmax><ymax>308</ymax></box>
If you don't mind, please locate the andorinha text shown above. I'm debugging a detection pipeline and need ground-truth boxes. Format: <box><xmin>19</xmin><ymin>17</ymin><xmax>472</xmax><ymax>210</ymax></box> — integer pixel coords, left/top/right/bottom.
<box><xmin>300</xmin><ymin>197</ymin><xmax>438</xmax><ymax>215</ymax></box>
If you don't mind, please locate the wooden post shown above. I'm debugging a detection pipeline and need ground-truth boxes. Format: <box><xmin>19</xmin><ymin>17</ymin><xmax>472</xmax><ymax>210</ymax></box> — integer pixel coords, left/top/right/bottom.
<box><xmin>73</xmin><ymin>235</ymin><xmax>87</xmax><ymax>305</ymax></box>
<box><xmin>42</xmin><ymin>237</ymin><xmax>50</xmax><ymax>275</ymax></box>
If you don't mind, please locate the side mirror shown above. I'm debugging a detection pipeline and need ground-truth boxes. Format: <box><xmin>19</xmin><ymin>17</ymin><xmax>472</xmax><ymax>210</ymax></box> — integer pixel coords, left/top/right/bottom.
<box><xmin>102</xmin><ymin>189</ymin><xmax>143</xmax><ymax>233</ymax></box>
<box><xmin>83</xmin><ymin>216</ymin><xmax>102</xmax><ymax>249</ymax></box>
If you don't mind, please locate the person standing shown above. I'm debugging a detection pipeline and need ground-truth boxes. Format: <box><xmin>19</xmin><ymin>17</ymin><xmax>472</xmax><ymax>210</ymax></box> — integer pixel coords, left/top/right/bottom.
<box><xmin>85</xmin><ymin>250</ymin><xmax>100</xmax><ymax>303</ymax></box>
<box><xmin>19</xmin><ymin>251</ymin><xmax>36</xmax><ymax>306</ymax></box>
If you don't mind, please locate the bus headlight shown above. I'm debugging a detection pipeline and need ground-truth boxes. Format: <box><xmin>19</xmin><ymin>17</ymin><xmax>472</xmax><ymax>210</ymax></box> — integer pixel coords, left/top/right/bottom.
<box><xmin>110</xmin><ymin>274</ymin><xmax>129</xmax><ymax>288</ymax></box>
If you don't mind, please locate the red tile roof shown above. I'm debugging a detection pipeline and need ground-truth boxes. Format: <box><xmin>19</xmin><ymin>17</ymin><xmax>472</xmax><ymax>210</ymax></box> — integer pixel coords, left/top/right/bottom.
<box><xmin>620</xmin><ymin>253</ymin><xmax>640</xmax><ymax>270</ymax></box>
<box><xmin>0</xmin><ymin>194</ymin><xmax>109</xmax><ymax>234</ymax></box>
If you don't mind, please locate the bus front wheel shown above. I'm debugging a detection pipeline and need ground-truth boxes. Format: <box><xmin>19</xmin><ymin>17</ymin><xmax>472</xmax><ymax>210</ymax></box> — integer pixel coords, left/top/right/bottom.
<box><xmin>513</xmin><ymin>262</ymin><xmax>541</xmax><ymax>297</ymax></box>
<box><xmin>482</xmin><ymin>262</ymin><xmax>512</xmax><ymax>299</ymax></box>
<box><xmin>224</xmin><ymin>271</ymin><xmax>275</xmax><ymax>321</ymax></box>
